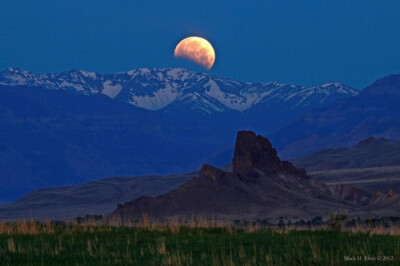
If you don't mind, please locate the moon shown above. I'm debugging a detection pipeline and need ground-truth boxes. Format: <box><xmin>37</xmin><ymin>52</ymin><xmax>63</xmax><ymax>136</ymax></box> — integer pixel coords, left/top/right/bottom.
<box><xmin>174</xmin><ymin>36</ymin><xmax>215</xmax><ymax>70</ymax></box>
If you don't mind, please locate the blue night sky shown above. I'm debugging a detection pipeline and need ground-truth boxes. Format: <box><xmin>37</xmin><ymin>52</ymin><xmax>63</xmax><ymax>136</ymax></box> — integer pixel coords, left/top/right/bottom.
<box><xmin>1</xmin><ymin>0</ymin><xmax>400</xmax><ymax>89</ymax></box>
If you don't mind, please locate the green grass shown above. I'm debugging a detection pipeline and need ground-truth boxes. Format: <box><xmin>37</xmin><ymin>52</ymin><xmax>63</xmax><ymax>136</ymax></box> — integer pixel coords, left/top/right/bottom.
<box><xmin>1</xmin><ymin>223</ymin><xmax>400</xmax><ymax>265</ymax></box>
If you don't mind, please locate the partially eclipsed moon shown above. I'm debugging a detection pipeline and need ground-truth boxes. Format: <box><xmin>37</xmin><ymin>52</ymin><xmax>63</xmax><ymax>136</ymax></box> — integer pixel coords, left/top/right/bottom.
<box><xmin>174</xmin><ymin>36</ymin><xmax>215</xmax><ymax>70</ymax></box>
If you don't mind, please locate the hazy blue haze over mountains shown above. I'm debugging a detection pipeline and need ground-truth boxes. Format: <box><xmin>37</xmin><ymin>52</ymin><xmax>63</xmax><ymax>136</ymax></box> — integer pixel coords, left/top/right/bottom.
<box><xmin>0</xmin><ymin>67</ymin><xmax>363</xmax><ymax>202</ymax></box>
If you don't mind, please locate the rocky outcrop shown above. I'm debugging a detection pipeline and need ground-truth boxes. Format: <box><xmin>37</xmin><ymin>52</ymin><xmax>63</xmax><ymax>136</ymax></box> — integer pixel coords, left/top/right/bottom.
<box><xmin>329</xmin><ymin>184</ymin><xmax>371</xmax><ymax>205</ymax></box>
<box><xmin>199</xmin><ymin>164</ymin><xmax>226</xmax><ymax>180</ymax></box>
<box><xmin>232</xmin><ymin>131</ymin><xmax>307</xmax><ymax>177</ymax></box>
<box><xmin>110</xmin><ymin>130</ymin><xmax>383</xmax><ymax>221</ymax></box>
<box><xmin>370</xmin><ymin>189</ymin><xmax>400</xmax><ymax>204</ymax></box>
<box><xmin>232</xmin><ymin>131</ymin><xmax>281</xmax><ymax>173</ymax></box>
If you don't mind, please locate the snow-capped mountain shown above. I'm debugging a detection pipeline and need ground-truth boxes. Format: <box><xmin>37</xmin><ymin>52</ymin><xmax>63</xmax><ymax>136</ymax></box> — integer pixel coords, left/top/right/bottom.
<box><xmin>0</xmin><ymin>68</ymin><xmax>359</xmax><ymax>114</ymax></box>
<box><xmin>0</xmin><ymin>68</ymin><xmax>364</xmax><ymax>202</ymax></box>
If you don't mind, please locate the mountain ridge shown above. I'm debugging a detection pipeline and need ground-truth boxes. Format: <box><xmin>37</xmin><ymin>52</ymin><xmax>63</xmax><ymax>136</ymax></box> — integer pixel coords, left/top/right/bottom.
<box><xmin>292</xmin><ymin>137</ymin><xmax>400</xmax><ymax>171</ymax></box>
<box><xmin>271</xmin><ymin>72</ymin><xmax>400</xmax><ymax>158</ymax></box>
<box><xmin>0</xmin><ymin>67</ymin><xmax>359</xmax><ymax>114</ymax></box>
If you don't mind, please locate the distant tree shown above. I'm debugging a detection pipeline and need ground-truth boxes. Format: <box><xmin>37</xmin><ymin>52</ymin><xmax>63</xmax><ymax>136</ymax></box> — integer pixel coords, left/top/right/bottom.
<box><xmin>327</xmin><ymin>211</ymin><xmax>348</xmax><ymax>231</ymax></box>
<box><xmin>287</xmin><ymin>219</ymin><xmax>292</xmax><ymax>227</ymax></box>
<box><xmin>278</xmin><ymin>217</ymin><xmax>285</xmax><ymax>228</ymax></box>
<box><xmin>295</xmin><ymin>219</ymin><xmax>307</xmax><ymax>226</ymax></box>
<box><xmin>311</xmin><ymin>216</ymin><xmax>323</xmax><ymax>226</ymax></box>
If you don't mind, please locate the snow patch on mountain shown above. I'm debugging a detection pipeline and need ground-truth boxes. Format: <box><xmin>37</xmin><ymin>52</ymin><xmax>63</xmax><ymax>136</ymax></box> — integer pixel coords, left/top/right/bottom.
<box><xmin>80</xmin><ymin>70</ymin><xmax>96</xmax><ymax>79</ymax></box>
<box><xmin>204</xmin><ymin>79</ymin><xmax>250</xmax><ymax>111</ymax></box>
<box><xmin>102</xmin><ymin>81</ymin><xmax>123</xmax><ymax>99</ymax></box>
<box><xmin>130</xmin><ymin>84</ymin><xmax>180</xmax><ymax>110</ymax></box>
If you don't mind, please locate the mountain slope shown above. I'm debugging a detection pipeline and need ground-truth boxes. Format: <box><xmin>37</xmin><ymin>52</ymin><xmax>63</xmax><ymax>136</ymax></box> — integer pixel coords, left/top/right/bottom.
<box><xmin>291</xmin><ymin>137</ymin><xmax>400</xmax><ymax>194</ymax></box>
<box><xmin>0</xmin><ymin>172</ymin><xmax>196</xmax><ymax>220</ymax></box>
<box><xmin>111</xmin><ymin>131</ymin><xmax>372</xmax><ymax>221</ymax></box>
<box><xmin>292</xmin><ymin>137</ymin><xmax>400</xmax><ymax>171</ymax></box>
<box><xmin>271</xmin><ymin>73</ymin><xmax>400</xmax><ymax>158</ymax></box>
<box><xmin>0</xmin><ymin>84</ymin><xmax>240</xmax><ymax>202</ymax></box>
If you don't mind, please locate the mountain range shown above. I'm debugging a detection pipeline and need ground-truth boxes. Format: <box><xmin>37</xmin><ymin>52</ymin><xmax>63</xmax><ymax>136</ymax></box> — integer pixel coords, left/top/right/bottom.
<box><xmin>2</xmin><ymin>67</ymin><xmax>400</xmax><ymax>205</ymax></box>
<box><xmin>0</xmin><ymin>67</ymin><xmax>358</xmax><ymax>115</ymax></box>
<box><xmin>0</xmin><ymin>68</ymin><xmax>359</xmax><ymax>202</ymax></box>
<box><xmin>272</xmin><ymin>73</ymin><xmax>400</xmax><ymax>158</ymax></box>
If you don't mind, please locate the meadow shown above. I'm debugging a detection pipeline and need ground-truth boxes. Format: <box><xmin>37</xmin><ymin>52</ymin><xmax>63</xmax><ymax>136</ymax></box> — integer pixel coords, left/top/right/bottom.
<box><xmin>0</xmin><ymin>219</ymin><xmax>399</xmax><ymax>265</ymax></box>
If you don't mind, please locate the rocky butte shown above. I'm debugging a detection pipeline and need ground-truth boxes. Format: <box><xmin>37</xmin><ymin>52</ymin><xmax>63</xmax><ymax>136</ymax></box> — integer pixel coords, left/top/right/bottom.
<box><xmin>110</xmin><ymin>131</ymin><xmax>398</xmax><ymax>221</ymax></box>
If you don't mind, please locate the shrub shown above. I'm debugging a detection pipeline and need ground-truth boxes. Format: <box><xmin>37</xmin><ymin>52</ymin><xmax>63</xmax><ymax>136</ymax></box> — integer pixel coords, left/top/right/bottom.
<box><xmin>311</xmin><ymin>216</ymin><xmax>323</xmax><ymax>226</ymax></box>
<box><xmin>327</xmin><ymin>211</ymin><xmax>348</xmax><ymax>231</ymax></box>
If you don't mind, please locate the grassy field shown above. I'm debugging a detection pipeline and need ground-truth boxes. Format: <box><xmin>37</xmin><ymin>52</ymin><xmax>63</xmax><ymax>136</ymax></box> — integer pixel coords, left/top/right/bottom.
<box><xmin>0</xmin><ymin>221</ymin><xmax>399</xmax><ymax>265</ymax></box>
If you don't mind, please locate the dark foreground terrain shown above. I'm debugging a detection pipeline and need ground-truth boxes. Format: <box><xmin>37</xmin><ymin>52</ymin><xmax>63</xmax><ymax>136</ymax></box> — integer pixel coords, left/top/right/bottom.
<box><xmin>0</xmin><ymin>221</ymin><xmax>399</xmax><ymax>265</ymax></box>
<box><xmin>0</xmin><ymin>172</ymin><xmax>196</xmax><ymax>220</ymax></box>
